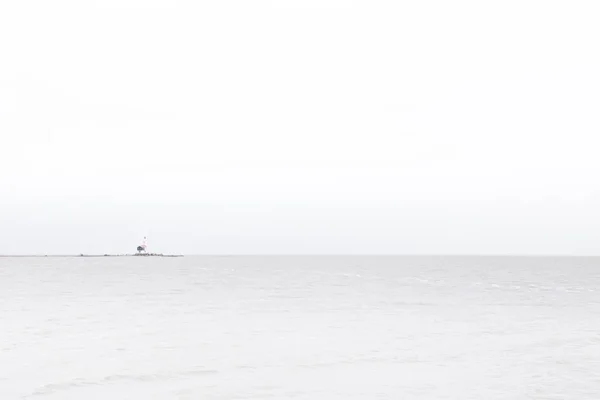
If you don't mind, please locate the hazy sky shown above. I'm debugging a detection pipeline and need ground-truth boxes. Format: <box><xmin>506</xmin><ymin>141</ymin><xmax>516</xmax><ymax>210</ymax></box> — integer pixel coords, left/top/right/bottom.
<box><xmin>1</xmin><ymin>0</ymin><xmax>599</xmax><ymax>255</ymax></box>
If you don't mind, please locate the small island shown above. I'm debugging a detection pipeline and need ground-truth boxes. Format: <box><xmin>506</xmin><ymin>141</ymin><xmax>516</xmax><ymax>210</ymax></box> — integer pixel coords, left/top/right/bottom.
<box><xmin>0</xmin><ymin>237</ymin><xmax>183</xmax><ymax>258</ymax></box>
<box><xmin>77</xmin><ymin>237</ymin><xmax>183</xmax><ymax>257</ymax></box>
<box><xmin>77</xmin><ymin>253</ymin><xmax>183</xmax><ymax>257</ymax></box>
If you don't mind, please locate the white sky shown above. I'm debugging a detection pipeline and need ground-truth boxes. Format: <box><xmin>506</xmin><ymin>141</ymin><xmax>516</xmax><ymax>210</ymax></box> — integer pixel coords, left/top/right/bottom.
<box><xmin>1</xmin><ymin>0</ymin><xmax>599</xmax><ymax>255</ymax></box>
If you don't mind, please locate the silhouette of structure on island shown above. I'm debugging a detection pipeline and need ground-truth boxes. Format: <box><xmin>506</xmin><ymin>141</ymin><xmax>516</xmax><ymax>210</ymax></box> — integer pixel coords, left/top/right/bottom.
<box><xmin>137</xmin><ymin>237</ymin><xmax>147</xmax><ymax>254</ymax></box>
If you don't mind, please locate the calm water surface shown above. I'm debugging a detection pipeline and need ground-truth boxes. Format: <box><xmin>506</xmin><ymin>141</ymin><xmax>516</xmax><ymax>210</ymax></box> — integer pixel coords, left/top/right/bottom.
<box><xmin>1</xmin><ymin>256</ymin><xmax>599</xmax><ymax>399</ymax></box>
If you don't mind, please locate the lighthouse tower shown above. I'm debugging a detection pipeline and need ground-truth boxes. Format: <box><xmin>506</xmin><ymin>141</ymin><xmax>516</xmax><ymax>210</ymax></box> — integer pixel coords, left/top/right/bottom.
<box><xmin>137</xmin><ymin>237</ymin><xmax>148</xmax><ymax>253</ymax></box>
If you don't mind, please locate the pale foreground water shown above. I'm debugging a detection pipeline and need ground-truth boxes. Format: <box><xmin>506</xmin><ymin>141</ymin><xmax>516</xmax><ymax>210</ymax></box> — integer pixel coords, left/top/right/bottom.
<box><xmin>1</xmin><ymin>256</ymin><xmax>599</xmax><ymax>400</ymax></box>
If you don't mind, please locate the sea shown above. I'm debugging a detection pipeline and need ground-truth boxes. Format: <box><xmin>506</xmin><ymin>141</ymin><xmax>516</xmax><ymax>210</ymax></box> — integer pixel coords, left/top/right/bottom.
<box><xmin>1</xmin><ymin>256</ymin><xmax>599</xmax><ymax>399</ymax></box>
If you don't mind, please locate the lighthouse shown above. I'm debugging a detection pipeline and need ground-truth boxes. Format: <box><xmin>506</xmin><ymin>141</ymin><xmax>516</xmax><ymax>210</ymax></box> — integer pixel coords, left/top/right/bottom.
<box><xmin>137</xmin><ymin>237</ymin><xmax>147</xmax><ymax>253</ymax></box>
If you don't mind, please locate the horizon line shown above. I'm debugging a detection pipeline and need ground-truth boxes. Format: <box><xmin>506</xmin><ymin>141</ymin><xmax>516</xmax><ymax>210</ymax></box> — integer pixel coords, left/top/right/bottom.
<box><xmin>1</xmin><ymin>254</ymin><xmax>599</xmax><ymax>258</ymax></box>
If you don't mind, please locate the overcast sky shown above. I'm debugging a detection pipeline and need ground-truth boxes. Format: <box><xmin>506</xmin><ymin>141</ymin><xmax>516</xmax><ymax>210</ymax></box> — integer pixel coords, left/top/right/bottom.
<box><xmin>1</xmin><ymin>0</ymin><xmax>599</xmax><ymax>255</ymax></box>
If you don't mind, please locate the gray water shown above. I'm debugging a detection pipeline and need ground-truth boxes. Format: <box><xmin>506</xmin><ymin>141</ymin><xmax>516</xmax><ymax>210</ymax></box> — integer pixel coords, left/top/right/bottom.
<box><xmin>1</xmin><ymin>256</ymin><xmax>599</xmax><ymax>399</ymax></box>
